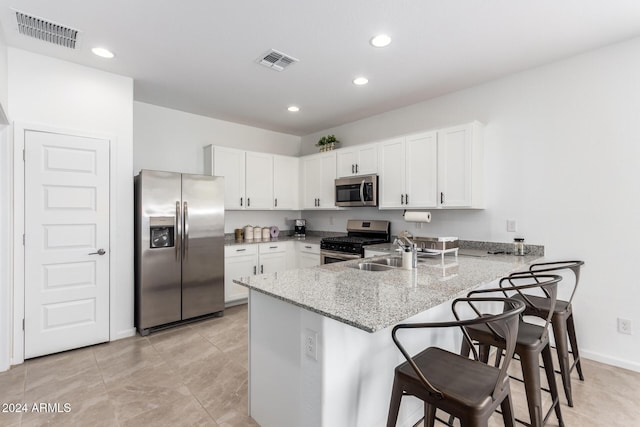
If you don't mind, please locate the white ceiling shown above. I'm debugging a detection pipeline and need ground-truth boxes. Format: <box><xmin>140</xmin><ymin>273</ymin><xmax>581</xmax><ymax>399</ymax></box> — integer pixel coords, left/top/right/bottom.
<box><xmin>1</xmin><ymin>1</ymin><xmax>640</xmax><ymax>136</ymax></box>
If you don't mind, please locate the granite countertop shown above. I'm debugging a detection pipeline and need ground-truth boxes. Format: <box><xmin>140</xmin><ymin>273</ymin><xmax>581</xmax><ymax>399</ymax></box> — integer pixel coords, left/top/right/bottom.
<box><xmin>234</xmin><ymin>252</ymin><xmax>542</xmax><ymax>333</ymax></box>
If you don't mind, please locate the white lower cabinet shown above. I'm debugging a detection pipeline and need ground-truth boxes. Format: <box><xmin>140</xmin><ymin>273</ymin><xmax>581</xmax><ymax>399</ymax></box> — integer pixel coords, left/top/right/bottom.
<box><xmin>297</xmin><ymin>242</ymin><xmax>320</xmax><ymax>268</ymax></box>
<box><xmin>224</xmin><ymin>242</ymin><xmax>292</xmax><ymax>305</ymax></box>
<box><xmin>258</xmin><ymin>242</ymin><xmax>288</xmax><ymax>274</ymax></box>
<box><xmin>224</xmin><ymin>244</ymin><xmax>256</xmax><ymax>304</ymax></box>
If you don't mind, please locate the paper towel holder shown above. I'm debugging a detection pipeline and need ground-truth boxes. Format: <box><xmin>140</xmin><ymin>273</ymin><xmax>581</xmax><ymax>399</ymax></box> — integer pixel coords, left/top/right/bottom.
<box><xmin>403</xmin><ymin>210</ymin><xmax>432</xmax><ymax>223</ymax></box>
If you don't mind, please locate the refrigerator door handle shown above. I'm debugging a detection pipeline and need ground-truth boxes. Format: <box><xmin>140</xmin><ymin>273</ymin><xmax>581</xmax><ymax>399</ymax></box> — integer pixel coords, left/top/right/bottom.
<box><xmin>183</xmin><ymin>201</ymin><xmax>189</xmax><ymax>259</ymax></box>
<box><xmin>175</xmin><ymin>201</ymin><xmax>181</xmax><ymax>261</ymax></box>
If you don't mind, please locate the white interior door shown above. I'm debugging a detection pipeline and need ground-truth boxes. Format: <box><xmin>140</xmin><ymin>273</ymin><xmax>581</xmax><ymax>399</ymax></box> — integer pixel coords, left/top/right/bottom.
<box><xmin>24</xmin><ymin>130</ymin><xmax>110</xmax><ymax>359</ymax></box>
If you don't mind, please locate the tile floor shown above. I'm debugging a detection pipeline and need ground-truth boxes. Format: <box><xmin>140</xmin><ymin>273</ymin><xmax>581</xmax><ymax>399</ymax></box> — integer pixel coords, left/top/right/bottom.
<box><xmin>0</xmin><ymin>303</ymin><xmax>638</xmax><ymax>426</ymax></box>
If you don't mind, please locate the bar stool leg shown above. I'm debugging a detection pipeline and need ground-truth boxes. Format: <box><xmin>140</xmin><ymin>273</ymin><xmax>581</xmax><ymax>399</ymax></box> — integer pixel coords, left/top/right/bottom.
<box><xmin>552</xmin><ymin>315</ymin><xmax>574</xmax><ymax>407</ymax></box>
<box><xmin>519</xmin><ymin>351</ymin><xmax>543</xmax><ymax>427</ymax></box>
<box><xmin>566</xmin><ymin>313</ymin><xmax>584</xmax><ymax>381</ymax></box>
<box><xmin>386</xmin><ymin>376</ymin><xmax>403</xmax><ymax>427</ymax></box>
<box><xmin>424</xmin><ymin>403</ymin><xmax>437</xmax><ymax>427</ymax></box>
<box><xmin>542</xmin><ymin>344</ymin><xmax>564</xmax><ymax>427</ymax></box>
<box><xmin>500</xmin><ymin>391</ymin><xmax>516</xmax><ymax>427</ymax></box>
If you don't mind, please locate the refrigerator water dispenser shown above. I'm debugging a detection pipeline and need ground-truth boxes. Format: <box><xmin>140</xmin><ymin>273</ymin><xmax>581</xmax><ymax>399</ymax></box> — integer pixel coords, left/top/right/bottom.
<box><xmin>149</xmin><ymin>217</ymin><xmax>174</xmax><ymax>248</ymax></box>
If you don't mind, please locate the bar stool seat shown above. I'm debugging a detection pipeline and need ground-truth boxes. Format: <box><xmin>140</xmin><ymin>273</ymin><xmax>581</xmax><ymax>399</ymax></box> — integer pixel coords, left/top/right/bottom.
<box><xmin>396</xmin><ymin>347</ymin><xmax>507</xmax><ymax>410</ymax></box>
<box><xmin>387</xmin><ymin>297</ymin><xmax>526</xmax><ymax>427</ymax></box>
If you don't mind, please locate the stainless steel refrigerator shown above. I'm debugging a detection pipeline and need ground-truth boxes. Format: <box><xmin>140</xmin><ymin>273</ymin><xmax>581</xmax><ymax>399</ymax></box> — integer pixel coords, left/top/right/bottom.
<box><xmin>134</xmin><ymin>170</ymin><xmax>224</xmax><ymax>335</ymax></box>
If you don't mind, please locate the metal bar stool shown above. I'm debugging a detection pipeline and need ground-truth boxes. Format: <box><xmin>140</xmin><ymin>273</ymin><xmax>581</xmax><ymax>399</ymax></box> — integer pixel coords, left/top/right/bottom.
<box><xmin>519</xmin><ymin>261</ymin><xmax>585</xmax><ymax>407</ymax></box>
<box><xmin>386</xmin><ymin>297</ymin><xmax>526</xmax><ymax>427</ymax></box>
<box><xmin>463</xmin><ymin>274</ymin><xmax>564</xmax><ymax>427</ymax></box>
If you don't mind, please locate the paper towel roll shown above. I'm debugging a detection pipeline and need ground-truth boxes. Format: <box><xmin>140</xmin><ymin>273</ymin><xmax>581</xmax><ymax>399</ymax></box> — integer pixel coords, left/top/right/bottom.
<box><xmin>403</xmin><ymin>210</ymin><xmax>431</xmax><ymax>223</ymax></box>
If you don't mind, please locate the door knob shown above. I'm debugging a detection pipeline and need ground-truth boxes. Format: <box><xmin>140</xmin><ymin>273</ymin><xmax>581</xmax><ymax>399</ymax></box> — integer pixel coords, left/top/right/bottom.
<box><xmin>89</xmin><ymin>249</ymin><xmax>106</xmax><ymax>255</ymax></box>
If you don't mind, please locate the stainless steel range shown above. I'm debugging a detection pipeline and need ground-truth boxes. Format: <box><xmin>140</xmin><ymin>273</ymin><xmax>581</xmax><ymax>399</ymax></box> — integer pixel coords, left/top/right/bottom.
<box><xmin>320</xmin><ymin>220</ymin><xmax>391</xmax><ymax>264</ymax></box>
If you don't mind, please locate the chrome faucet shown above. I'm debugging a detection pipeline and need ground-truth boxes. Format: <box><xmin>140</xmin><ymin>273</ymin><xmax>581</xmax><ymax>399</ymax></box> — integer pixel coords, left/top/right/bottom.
<box><xmin>395</xmin><ymin>236</ymin><xmax>417</xmax><ymax>268</ymax></box>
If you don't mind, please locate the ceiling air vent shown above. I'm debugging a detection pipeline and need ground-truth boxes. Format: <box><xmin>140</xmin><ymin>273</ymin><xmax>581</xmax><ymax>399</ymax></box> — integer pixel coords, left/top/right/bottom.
<box><xmin>14</xmin><ymin>10</ymin><xmax>79</xmax><ymax>49</ymax></box>
<box><xmin>257</xmin><ymin>49</ymin><xmax>299</xmax><ymax>71</ymax></box>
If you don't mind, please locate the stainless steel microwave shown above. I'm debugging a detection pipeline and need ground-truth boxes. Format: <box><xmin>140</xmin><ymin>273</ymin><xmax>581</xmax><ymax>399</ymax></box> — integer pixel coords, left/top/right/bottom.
<box><xmin>334</xmin><ymin>174</ymin><xmax>378</xmax><ymax>207</ymax></box>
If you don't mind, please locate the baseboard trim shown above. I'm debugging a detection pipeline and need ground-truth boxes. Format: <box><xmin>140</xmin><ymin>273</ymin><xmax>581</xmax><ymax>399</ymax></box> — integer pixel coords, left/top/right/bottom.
<box><xmin>582</xmin><ymin>349</ymin><xmax>640</xmax><ymax>373</ymax></box>
<box><xmin>112</xmin><ymin>327</ymin><xmax>136</xmax><ymax>341</ymax></box>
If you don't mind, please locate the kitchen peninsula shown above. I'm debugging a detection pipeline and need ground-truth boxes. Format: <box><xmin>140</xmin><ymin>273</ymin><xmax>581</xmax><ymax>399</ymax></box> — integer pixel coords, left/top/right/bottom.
<box><xmin>236</xmin><ymin>251</ymin><xmax>542</xmax><ymax>427</ymax></box>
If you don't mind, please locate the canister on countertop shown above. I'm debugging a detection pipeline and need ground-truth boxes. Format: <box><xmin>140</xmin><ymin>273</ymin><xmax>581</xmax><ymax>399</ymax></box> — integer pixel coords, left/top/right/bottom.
<box><xmin>514</xmin><ymin>237</ymin><xmax>525</xmax><ymax>256</ymax></box>
<box><xmin>244</xmin><ymin>225</ymin><xmax>254</xmax><ymax>240</ymax></box>
<box><xmin>262</xmin><ymin>227</ymin><xmax>271</xmax><ymax>240</ymax></box>
<box><xmin>234</xmin><ymin>228</ymin><xmax>243</xmax><ymax>240</ymax></box>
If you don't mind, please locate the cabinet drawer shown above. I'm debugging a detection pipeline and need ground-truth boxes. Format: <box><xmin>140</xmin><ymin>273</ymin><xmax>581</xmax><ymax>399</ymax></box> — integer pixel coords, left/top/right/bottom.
<box><xmin>225</xmin><ymin>244</ymin><xmax>258</xmax><ymax>257</ymax></box>
<box><xmin>259</xmin><ymin>242</ymin><xmax>287</xmax><ymax>254</ymax></box>
<box><xmin>298</xmin><ymin>242</ymin><xmax>320</xmax><ymax>255</ymax></box>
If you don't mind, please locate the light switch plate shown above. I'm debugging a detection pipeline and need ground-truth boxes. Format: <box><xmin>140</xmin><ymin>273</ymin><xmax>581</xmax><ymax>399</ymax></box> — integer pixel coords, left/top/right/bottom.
<box><xmin>507</xmin><ymin>220</ymin><xmax>517</xmax><ymax>232</ymax></box>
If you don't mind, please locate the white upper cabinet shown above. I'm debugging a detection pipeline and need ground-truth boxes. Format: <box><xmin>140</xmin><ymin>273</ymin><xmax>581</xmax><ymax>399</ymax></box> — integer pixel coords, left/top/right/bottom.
<box><xmin>245</xmin><ymin>151</ymin><xmax>274</xmax><ymax>209</ymax></box>
<box><xmin>301</xmin><ymin>151</ymin><xmax>338</xmax><ymax>209</ymax></box>
<box><xmin>205</xmin><ymin>145</ymin><xmax>246</xmax><ymax>209</ymax></box>
<box><xmin>378</xmin><ymin>132</ymin><xmax>437</xmax><ymax>209</ymax></box>
<box><xmin>405</xmin><ymin>131</ymin><xmax>438</xmax><ymax>208</ymax></box>
<box><xmin>205</xmin><ymin>145</ymin><xmax>300</xmax><ymax>211</ymax></box>
<box><xmin>273</xmin><ymin>155</ymin><xmax>299</xmax><ymax>210</ymax></box>
<box><xmin>378</xmin><ymin>122</ymin><xmax>484</xmax><ymax>209</ymax></box>
<box><xmin>336</xmin><ymin>143</ymin><xmax>378</xmax><ymax>177</ymax></box>
<box><xmin>378</xmin><ymin>137</ymin><xmax>406</xmax><ymax>209</ymax></box>
<box><xmin>437</xmin><ymin>122</ymin><xmax>484</xmax><ymax>208</ymax></box>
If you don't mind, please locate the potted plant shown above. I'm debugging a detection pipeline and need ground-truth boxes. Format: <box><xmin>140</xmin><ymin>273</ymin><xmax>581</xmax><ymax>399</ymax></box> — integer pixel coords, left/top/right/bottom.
<box><xmin>316</xmin><ymin>134</ymin><xmax>340</xmax><ymax>152</ymax></box>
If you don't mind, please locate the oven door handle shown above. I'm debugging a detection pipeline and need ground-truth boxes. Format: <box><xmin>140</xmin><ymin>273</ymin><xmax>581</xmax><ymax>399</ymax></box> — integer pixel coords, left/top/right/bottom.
<box><xmin>359</xmin><ymin>179</ymin><xmax>365</xmax><ymax>205</ymax></box>
<box><xmin>321</xmin><ymin>249</ymin><xmax>363</xmax><ymax>264</ymax></box>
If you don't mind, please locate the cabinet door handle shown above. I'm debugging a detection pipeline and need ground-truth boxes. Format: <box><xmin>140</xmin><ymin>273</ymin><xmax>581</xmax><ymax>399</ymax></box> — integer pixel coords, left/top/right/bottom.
<box><xmin>274</xmin><ymin>198</ymin><xmax>278</xmax><ymax>207</ymax></box>
<box><xmin>236</xmin><ymin>248</ymin><xmax>246</xmax><ymax>252</ymax></box>
<box><xmin>270</xmin><ymin>246</ymin><xmax>278</xmax><ymax>249</ymax></box>
<box><xmin>352</xmin><ymin>164</ymin><xmax>355</xmax><ymax>174</ymax></box>
<box><xmin>240</xmin><ymin>197</ymin><xmax>243</xmax><ymax>207</ymax></box>
<box><xmin>260</xmin><ymin>265</ymin><xmax>264</xmax><ymax>274</ymax></box>
<box><xmin>405</xmin><ymin>194</ymin><xmax>409</xmax><ymax>205</ymax></box>
<box><xmin>253</xmin><ymin>265</ymin><xmax>256</xmax><ymax>275</ymax></box>
<box><xmin>317</xmin><ymin>198</ymin><xmax>320</xmax><ymax>206</ymax></box>
<box><xmin>305</xmin><ymin>245</ymin><xmax>312</xmax><ymax>249</ymax></box>
<box><xmin>401</xmin><ymin>194</ymin><xmax>404</xmax><ymax>205</ymax></box>
<box><xmin>247</xmin><ymin>197</ymin><xmax>250</xmax><ymax>207</ymax></box>
<box><xmin>440</xmin><ymin>192</ymin><xmax>444</xmax><ymax>204</ymax></box>
<box><xmin>355</xmin><ymin>164</ymin><xmax>359</xmax><ymax>174</ymax></box>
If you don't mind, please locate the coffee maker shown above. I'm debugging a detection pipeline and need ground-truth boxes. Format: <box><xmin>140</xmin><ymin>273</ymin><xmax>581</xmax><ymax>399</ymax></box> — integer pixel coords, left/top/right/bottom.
<box><xmin>294</xmin><ymin>219</ymin><xmax>306</xmax><ymax>237</ymax></box>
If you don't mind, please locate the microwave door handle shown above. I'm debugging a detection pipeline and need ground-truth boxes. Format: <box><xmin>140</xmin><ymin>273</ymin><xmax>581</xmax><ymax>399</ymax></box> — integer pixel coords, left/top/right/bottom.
<box><xmin>360</xmin><ymin>179</ymin><xmax>365</xmax><ymax>204</ymax></box>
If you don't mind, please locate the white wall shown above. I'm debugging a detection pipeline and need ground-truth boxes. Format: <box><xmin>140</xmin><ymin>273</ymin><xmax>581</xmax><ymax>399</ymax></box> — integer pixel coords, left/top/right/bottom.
<box><xmin>0</xmin><ymin>30</ymin><xmax>11</xmax><ymax>371</ymax></box>
<box><xmin>301</xmin><ymin>37</ymin><xmax>640</xmax><ymax>371</ymax></box>
<box><xmin>6</xmin><ymin>48</ymin><xmax>135</xmax><ymax>365</ymax></box>
<box><xmin>133</xmin><ymin>102</ymin><xmax>302</xmax><ymax>232</ymax></box>
<box><xmin>133</xmin><ymin>102</ymin><xmax>301</xmax><ymax>174</ymax></box>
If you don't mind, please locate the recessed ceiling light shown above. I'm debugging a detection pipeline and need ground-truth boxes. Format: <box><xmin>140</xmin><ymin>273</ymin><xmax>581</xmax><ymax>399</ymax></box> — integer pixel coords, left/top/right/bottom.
<box><xmin>370</xmin><ymin>34</ymin><xmax>391</xmax><ymax>48</ymax></box>
<box><xmin>353</xmin><ymin>77</ymin><xmax>369</xmax><ymax>86</ymax></box>
<box><xmin>287</xmin><ymin>106</ymin><xmax>300</xmax><ymax>112</ymax></box>
<box><xmin>92</xmin><ymin>47</ymin><xmax>114</xmax><ymax>59</ymax></box>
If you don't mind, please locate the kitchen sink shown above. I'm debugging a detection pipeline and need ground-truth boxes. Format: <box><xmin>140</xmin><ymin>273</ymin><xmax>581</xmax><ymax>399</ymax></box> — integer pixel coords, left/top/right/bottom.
<box><xmin>369</xmin><ymin>257</ymin><xmax>404</xmax><ymax>267</ymax></box>
<box><xmin>348</xmin><ymin>262</ymin><xmax>396</xmax><ymax>271</ymax></box>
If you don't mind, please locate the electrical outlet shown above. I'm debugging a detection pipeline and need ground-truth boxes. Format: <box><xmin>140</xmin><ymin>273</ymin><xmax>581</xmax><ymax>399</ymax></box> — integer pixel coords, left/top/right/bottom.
<box><xmin>618</xmin><ymin>318</ymin><xmax>632</xmax><ymax>335</ymax></box>
<box><xmin>303</xmin><ymin>329</ymin><xmax>318</xmax><ymax>360</ymax></box>
<box><xmin>507</xmin><ymin>220</ymin><xmax>517</xmax><ymax>232</ymax></box>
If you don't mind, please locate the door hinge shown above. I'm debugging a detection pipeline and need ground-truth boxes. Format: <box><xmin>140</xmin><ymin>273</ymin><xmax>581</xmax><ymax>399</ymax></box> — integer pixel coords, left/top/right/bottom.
<box><xmin>22</xmin><ymin>149</ymin><xmax>25</xmax><ymax>161</ymax></box>
<box><xmin>22</xmin><ymin>319</ymin><xmax>25</xmax><ymax>330</ymax></box>
<box><xmin>23</xmin><ymin>234</ymin><xmax>25</xmax><ymax>245</ymax></box>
